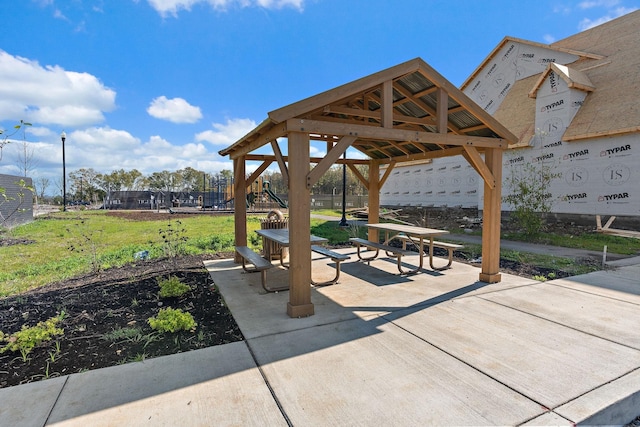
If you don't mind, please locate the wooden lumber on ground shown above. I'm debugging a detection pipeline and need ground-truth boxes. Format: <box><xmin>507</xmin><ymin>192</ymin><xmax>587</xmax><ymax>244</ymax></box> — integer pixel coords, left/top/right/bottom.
<box><xmin>595</xmin><ymin>215</ymin><xmax>640</xmax><ymax>239</ymax></box>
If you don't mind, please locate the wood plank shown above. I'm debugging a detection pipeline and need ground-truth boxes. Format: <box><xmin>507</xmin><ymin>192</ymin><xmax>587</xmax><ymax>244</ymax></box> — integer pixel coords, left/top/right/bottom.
<box><xmin>269</xmin><ymin>59</ymin><xmax>422</xmax><ymax>123</ymax></box>
<box><xmin>286</xmin><ymin>131</ymin><xmax>313</xmax><ymax>318</ymax></box>
<box><xmin>306</xmin><ymin>135</ymin><xmax>356</xmax><ymax>188</ymax></box>
<box><xmin>347</xmin><ymin>163</ymin><xmax>369</xmax><ymax>190</ymax></box>
<box><xmin>463</xmin><ymin>145</ymin><xmax>496</xmax><ymax>189</ymax></box>
<box><xmin>382</xmin><ymin>80</ymin><xmax>394</xmax><ymax>128</ymax></box>
<box><xmin>436</xmin><ymin>88</ymin><xmax>449</xmax><ymax>134</ymax></box>
<box><xmin>226</xmin><ymin>120</ymin><xmax>287</xmax><ymax>160</ymax></box>
<box><xmin>246</xmin><ymin>160</ymin><xmax>272</xmax><ymax>188</ymax></box>
<box><xmin>244</xmin><ymin>154</ymin><xmax>371</xmax><ymax>165</ymax></box>
<box><xmin>378</xmin><ymin>160</ymin><xmax>396</xmax><ymax>188</ymax></box>
<box><xmin>479</xmin><ymin>148</ymin><xmax>503</xmax><ymax>283</ymax></box>
<box><xmin>233</xmin><ymin>157</ymin><xmax>247</xmax><ymax>264</ymax></box>
<box><xmin>286</xmin><ymin>118</ymin><xmax>508</xmax><ymax>149</ymax></box>
<box><xmin>368</xmin><ymin>160</ymin><xmax>380</xmax><ymax>242</ymax></box>
<box><xmin>271</xmin><ymin>139</ymin><xmax>289</xmax><ymax>187</ymax></box>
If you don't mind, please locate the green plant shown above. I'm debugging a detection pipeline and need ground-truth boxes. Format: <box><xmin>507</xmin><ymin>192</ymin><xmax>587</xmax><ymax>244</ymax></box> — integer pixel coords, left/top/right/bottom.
<box><xmin>101</xmin><ymin>326</ymin><xmax>161</xmax><ymax>348</ymax></box>
<box><xmin>148</xmin><ymin>308</ymin><xmax>196</xmax><ymax>333</ymax></box>
<box><xmin>157</xmin><ymin>275</ymin><xmax>190</xmax><ymax>298</ymax></box>
<box><xmin>503</xmin><ymin>149</ymin><xmax>560</xmax><ymax>237</ymax></box>
<box><xmin>158</xmin><ymin>220</ymin><xmax>188</xmax><ymax>259</ymax></box>
<box><xmin>1</xmin><ymin>312</ymin><xmax>65</xmax><ymax>360</ymax></box>
<box><xmin>532</xmin><ymin>275</ymin><xmax>548</xmax><ymax>282</ymax></box>
<box><xmin>67</xmin><ymin>219</ymin><xmax>103</xmax><ymax>273</ymax></box>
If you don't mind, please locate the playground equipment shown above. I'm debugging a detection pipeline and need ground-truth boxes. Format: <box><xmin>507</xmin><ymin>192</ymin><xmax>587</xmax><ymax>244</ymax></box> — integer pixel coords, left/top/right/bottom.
<box><xmin>262</xmin><ymin>181</ymin><xmax>288</xmax><ymax>208</ymax></box>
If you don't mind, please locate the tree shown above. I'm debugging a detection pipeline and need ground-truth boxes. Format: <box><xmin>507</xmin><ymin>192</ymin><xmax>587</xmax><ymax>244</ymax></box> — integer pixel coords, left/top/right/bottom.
<box><xmin>0</xmin><ymin>120</ymin><xmax>31</xmax><ymax>162</ymax></box>
<box><xmin>68</xmin><ymin>168</ymin><xmax>102</xmax><ymax>203</ymax></box>
<box><xmin>34</xmin><ymin>177</ymin><xmax>50</xmax><ymax>203</ymax></box>
<box><xmin>502</xmin><ymin>157</ymin><xmax>559</xmax><ymax>236</ymax></box>
<box><xmin>15</xmin><ymin>140</ymin><xmax>39</xmax><ymax>177</ymax></box>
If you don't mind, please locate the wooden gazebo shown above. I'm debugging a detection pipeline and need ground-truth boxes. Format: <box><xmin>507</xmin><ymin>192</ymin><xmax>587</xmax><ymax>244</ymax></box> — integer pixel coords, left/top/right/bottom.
<box><xmin>219</xmin><ymin>58</ymin><xmax>517</xmax><ymax>318</ymax></box>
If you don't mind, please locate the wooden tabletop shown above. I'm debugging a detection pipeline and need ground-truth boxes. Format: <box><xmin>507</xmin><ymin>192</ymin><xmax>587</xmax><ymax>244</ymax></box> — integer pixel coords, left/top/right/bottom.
<box><xmin>366</xmin><ymin>223</ymin><xmax>449</xmax><ymax>238</ymax></box>
<box><xmin>255</xmin><ymin>228</ymin><xmax>328</xmax><ymax>246</ymax></box>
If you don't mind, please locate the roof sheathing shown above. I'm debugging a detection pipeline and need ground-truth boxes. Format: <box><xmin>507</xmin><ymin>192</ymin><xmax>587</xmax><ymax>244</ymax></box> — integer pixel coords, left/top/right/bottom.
<box><xmin>551</xmin><ymin>10</ymin><xmax>640</xmax><ymax>141</ymax></box>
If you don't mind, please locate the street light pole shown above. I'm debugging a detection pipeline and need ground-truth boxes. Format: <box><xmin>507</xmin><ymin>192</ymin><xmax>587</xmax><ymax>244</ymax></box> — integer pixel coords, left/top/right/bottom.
<box><xmin>60</xmin><ymin>131</ymin><xmax>66</xmax><ymax>212</ymax></box>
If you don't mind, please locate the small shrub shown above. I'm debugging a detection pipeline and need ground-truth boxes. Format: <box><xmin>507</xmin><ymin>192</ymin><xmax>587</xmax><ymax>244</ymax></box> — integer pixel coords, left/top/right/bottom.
<box><xmin>148</xmin><ymin>308</ymin><xmax>196</xmax><ymax>333</ymax></box>
<box><xmin>157</xmin><ymin>275</ymin><xmax>190</xmax><ymax>298</ymax></box>
<box><xmin>1</xmin><ymin>312</ymin><xmax>65</xmax><ymax>360</ymax></box>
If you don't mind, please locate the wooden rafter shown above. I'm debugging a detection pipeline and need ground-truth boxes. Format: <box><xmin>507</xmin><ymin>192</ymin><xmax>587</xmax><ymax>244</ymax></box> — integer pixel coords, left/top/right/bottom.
<box><xmin>271</xmin><ymin>139</ymin><xmax>289</xmax><ymax>186</ymax></box>
<box><xmin>347</xmin><ymin>163</ymin><xmax>369</xmax><ymax>190</ymax></box>
<box><xmin>286</xmin><ymin>119</ymin><xmax>508</xmax><ymax>149</ymax></box>
<box><xmin>307</xmin><ymin>135</ymin><xmax>356</xmax><ymax>188</ymax></box>
<box><xmin>463</xmin><ymin>145</ymin><xmax>495</xmax><ymax>189</ymax></box>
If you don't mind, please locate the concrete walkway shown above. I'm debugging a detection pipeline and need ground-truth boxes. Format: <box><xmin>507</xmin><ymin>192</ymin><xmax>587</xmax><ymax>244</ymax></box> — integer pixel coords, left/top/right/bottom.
<box><xmin>1</xmin><ymin>250</ymin><xmax>639</xmax><ymax>426</ymax></box>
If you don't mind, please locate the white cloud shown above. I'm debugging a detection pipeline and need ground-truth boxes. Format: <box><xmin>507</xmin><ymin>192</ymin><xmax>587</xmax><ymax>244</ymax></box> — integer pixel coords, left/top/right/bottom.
<box><xmin>578</xmin><ymin>0</ymin><xmax>621</xmax><ymax>9</ymax></box>
<box><xmin>195</xmin><ymin>118</ymin><xmax>256</xmax><ymax>145</ymax></box>
<box><xmin>0</xmin><ymin>51</ymin><xmax>116</xmax><ymax>127</ymax></box>
<box><xmin>542</xmin><ymin>34</ymin><xmax>556</xmax><ymax>44</ymax></box>
<box><xmin>145</xmin><ymin>0</ymin><xmax>304</xmax><ymax>17</ymax></box>
<box><xmin>147</xmin><ymin>96</ymin><xmax>203</xmax><ymax>124</ymax></box>
<box><xmin>578</xmin><ymin>6</ymin><xmax>637</xmax><ymax>30</ymax></box>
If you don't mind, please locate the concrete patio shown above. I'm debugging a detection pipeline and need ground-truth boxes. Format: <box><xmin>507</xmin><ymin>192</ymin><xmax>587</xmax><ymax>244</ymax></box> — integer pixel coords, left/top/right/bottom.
<box><xmin>1</xmin><ymin>249</ymin><xmax>638</xmax><ymax>426</ymax></box>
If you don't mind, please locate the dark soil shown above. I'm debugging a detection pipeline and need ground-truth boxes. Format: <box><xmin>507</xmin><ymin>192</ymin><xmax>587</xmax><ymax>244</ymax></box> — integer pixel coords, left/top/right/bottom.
<box><xmin>0</xmin><ymin>254</ymin><xmax>242</xmax><ymax>388</ymax></box>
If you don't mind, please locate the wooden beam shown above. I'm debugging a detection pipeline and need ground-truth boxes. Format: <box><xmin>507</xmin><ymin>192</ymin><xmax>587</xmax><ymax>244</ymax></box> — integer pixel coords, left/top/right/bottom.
<box><xmin>271</xmin><ymin>139</ymin><xmax>289</xmax><ymax>187</ymax></box>
<box><xmin>347</xmin><ymin>163</ymin><xmax>369</xmax><ymax>190</ymax></box>
<box><xmin>436</xmin><ymin>88</ymin><xmax>448</xmax><ymax>134</ymax></box>
<box><xmin>246</xmin><ymin>160</ymin><xmax>273</xmax><ymax>188</ymax></box>
<box><xmin>479</xmin><ymin>148</ymin><xmax>503</xmax><ymax>283</ymax></box>
<box><xmin>228</xmin><ymin>121</ymin><xmax>287</xmax><ymax>160</ymax></box>
<box><xmin>286</xmin><ymin>132</ymin><xmax>314</xmax><ymax>318</ymax></box>
<box><xmin>393</xmin><ymin>83</ymin><xmax>458</xmax><ymax>134</ymax></box>
<box><xmin>286</xmin><ymin>118</ymin><xmax>507</xmax><ymax>149</ymax></box>
<box><xmin>463</xmin><ymin>146</ymin><xmax>495</xmax><ymax>189</ymax></box>
<box><xmin>382</xmin><ymin>80</ymin><xmax>394</xmax><ymax>128</ymax></box>
<box><xmin>244</xmin><ymin>153</ymin><xmax>371</xmax><ymax>165</ymax></box>
<box><xmin>368</xmin><ymin>160</ymin><xmax>381</xmax><ymax>242</ymax></box>
<box><xmin>306</xmin><ymin>136</ymin><xmax>356</xmax><ymax>188</ymax></box>
<box><xmin>378</xmin><ymin>160</ymin><xmax>396</xmax><ymax>188</ymax></box>
<box><xmin>323</xmin><ymin>106</ymin><xmax>437</xmax><ymax>127</ymax></box>
<box><xmin>233</xmin><ymin>157</ymin><xmax>247</xmax><ymax>264</ymax></box>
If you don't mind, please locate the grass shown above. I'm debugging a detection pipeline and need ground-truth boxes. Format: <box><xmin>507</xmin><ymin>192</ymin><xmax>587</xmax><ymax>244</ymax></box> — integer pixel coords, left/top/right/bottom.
<box><xmin>2</xmin><ymin>210</ymin><xmax>636</xmax><ymax>297</ymax></box>
<box><xmin>502</xmin><ymin>230</ymin><xmax>640</xmax><ymax>255</ymax></box>
<box><xmin>0</xmin><ymin>211</ymin><xmax>264</xmax><ymax>296</ymax></box>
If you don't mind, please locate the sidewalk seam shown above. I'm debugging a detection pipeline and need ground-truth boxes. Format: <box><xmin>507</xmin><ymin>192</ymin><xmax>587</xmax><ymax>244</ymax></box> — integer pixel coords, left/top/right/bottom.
<box><xmin>244</xmin><ymin>340</ymin><xmax>293</xmax><ymax>427</ymax></box>
<box><xmin>43</xmin><ymin>375</ymin><xmax>69</xmax><ymax>427</ymax></box>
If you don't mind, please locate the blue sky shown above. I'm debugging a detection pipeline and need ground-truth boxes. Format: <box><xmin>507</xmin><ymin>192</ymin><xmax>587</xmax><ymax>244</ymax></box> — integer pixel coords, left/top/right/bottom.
<box><xmin>1</xmin><ymin>0</ymin><xmax>638</xmax><ymax>191</ymax></box>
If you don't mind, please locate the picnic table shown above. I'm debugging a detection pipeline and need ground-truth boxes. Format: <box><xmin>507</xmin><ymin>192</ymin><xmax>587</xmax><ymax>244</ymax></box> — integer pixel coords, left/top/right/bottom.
<box><xmin>243</xmin><ymin>228</ymin><xmax>349</xmax><ymax>290</ymax></box>
<box><xmin>350</xmin><ymin>223</ymin><xmax>458</xmax><ymax>274</ymax></box>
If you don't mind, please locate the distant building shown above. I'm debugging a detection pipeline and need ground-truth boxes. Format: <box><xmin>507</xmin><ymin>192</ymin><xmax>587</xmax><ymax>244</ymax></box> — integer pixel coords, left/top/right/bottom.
<box><xmin>0</xmin><ymin>174</ymin><xmax>33</xmax><ymax>227</ymax></box>
<box><xmin>381</xmin><ymin>11</ymin><xmax>640</xmax><ymax>217</ymax></box>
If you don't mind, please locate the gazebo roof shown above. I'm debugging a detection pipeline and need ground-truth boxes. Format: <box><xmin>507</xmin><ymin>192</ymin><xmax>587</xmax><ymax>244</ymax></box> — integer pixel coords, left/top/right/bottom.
<box><xmin>219</xmin><ymin>57</ymin><xmax>517</xmax><ymax>162</ymax></box>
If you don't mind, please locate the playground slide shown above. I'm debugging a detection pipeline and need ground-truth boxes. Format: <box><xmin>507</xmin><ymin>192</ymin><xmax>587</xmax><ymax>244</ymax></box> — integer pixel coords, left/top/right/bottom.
<box><xmin>263</xmin><ymin>181</ymin><xmax>288</xmax><ymax>208</ymax></box>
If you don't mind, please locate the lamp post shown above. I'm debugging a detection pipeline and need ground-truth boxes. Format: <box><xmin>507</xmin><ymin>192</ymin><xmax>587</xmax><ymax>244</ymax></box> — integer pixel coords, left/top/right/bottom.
<box><xmin>60</xmin><ymin>131</ymin><xmax>66</xmax><ymax>211</ymax></box>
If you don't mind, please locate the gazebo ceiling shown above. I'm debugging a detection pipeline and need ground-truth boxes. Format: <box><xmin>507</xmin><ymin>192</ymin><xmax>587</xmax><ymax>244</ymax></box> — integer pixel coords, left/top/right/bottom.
<box><xmin>219</xmin><ymin>57</ymin><xmax>517</xmax><ymax>162</ymax></box>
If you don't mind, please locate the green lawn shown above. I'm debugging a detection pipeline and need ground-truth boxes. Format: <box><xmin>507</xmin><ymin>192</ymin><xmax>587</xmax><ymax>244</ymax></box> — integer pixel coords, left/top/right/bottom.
<box><xmin>2</xmin><ymin>210</ymin><xmax>637</xmax><ymax>296</ymax></box>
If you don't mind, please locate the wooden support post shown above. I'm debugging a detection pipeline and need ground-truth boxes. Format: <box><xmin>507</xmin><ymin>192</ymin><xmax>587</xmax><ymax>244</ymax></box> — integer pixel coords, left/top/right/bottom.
<box><xmin>368</xmin><ymin>160</ymin><xmax>380</xmax><ymax>242</ymax></box>
<box><xmin>479</xmin><ymin>148</ymin><xmax>503</xmax><ymax>283</ymax></box>
<box><xmin>233</xmin><ymin>157</ymin><xmax>247</xmax><ymax>264</ymax></box>
<box><xmin>286</xmin><ymin>131</ymin><xmax>314</xmax><ymax>318</ymax></box>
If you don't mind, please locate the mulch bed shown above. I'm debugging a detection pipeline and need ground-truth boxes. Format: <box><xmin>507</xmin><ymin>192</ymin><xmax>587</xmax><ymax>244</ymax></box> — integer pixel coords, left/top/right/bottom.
<box><xmin>0</xmin><ymin>254</ymin><xmax>242</xmax><ymax>388</ymax></box>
